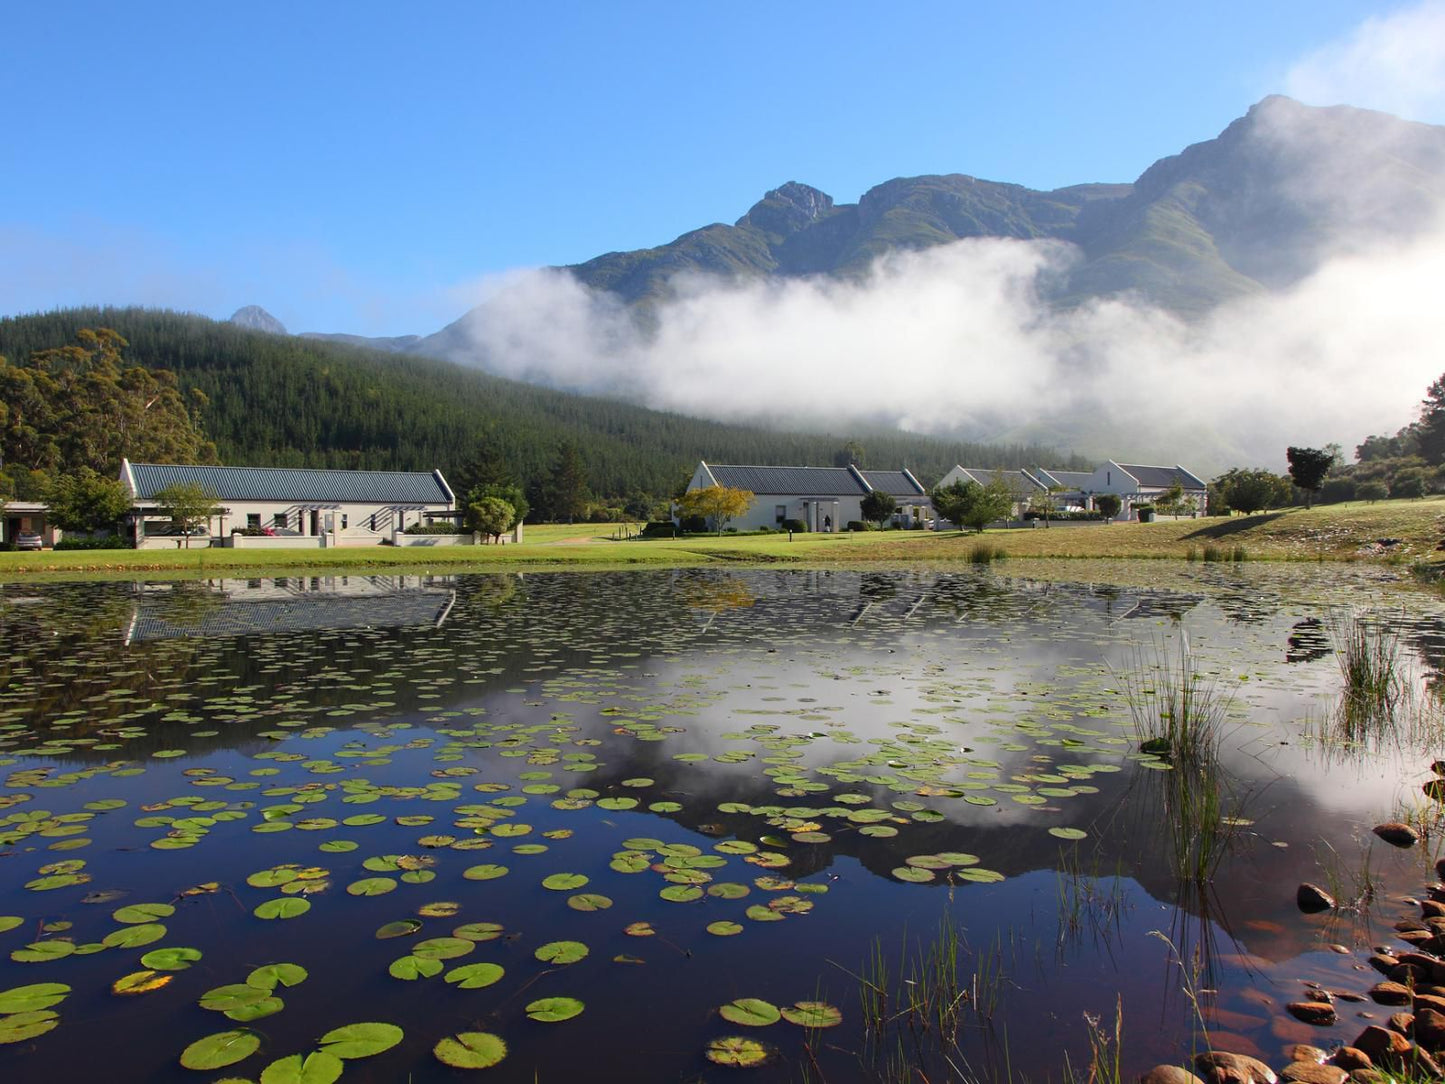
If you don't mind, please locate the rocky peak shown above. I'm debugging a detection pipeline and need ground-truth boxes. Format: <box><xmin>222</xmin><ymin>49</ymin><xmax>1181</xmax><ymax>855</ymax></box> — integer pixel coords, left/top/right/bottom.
<box><xmin>229</xmin><ymin>305</ymin><xmax>288</xmax><ymax>335</ymax></box>
<box><xmin>737</xmin><ymin>181</ymin><xmax>835</xmax><ymax>239</ymax></box>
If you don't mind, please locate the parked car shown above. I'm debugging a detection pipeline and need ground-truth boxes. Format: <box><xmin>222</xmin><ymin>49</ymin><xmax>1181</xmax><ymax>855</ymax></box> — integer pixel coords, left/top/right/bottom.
<box><xmin>14</xmin><ymin>532</ymin><xmax>44</xmax><ymax>550</ymax></box>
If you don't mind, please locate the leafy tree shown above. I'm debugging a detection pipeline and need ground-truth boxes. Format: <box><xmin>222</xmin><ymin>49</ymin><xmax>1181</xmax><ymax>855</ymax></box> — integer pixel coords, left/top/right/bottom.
<box><xmin>546</xmin><ymin>443</ymin><xmax>590</xmax><ymax>524</ymax></box>
<box><xmin>151</xmin><ymin>483</ymin><xmax>220</xmax><ymax>548</ymax></box>
<box><xmin>1356</xmin><ymin>481</ymin><xmax>1388</xmax><ymax>502</ymax></box>
<box><xmin>47</xmin><ymin>468</ymin><xmax>132</xmax><ymax>533</ymax></box>
<box><xmin>1211</xmin><ymin>468</ymin><xmax>1292</xmax><ymax>515</ymax></box>
<box><xmin>1094</xmin><ymin>494</ymin><xmax>1122</xmax><ymax>520</ymax></box>
<box><xmin>466</xmin><ymin>496</ymin><xmax>516</xmax><ymax>543</ymax></box>
<box><xmin>1286</xmin><ymin>447</ymin><xmax>1333</xmax><ymax>509</ymax></box>
<box><xmin>1027</xmin><ymin>484</ymin><xmax>1064</xmax><ymax>526</ymax></box>
<box><xmin>1154</xmin><ymin>481</ymin><xmax>1187</xmax><ymax>519</ymax></box>
<box><xmin>860</xmin><ymin>490</ymin><xmax>897</xmax><ymax>528</ymax></box>
<box><xmin>466</xmin><ymin>482</ymin><xmax>528</xmax><ymax>528</ymax></box>
<box><xmin>451</xmin><ymin>435</ymin><xmax>516</xmax><ymax>498</ymax></box>
<box><xmin>931</xmin><ymin>477</ymin><xmax>1015</xmax><ymax>533</ymax></box>
<box><xmin>676</xmin><ymin>485</ymin><xmax>754</xmax><ymax>535</ymax></box>
<box><xmin>1390</xmin><ymin>468</ymin><xmax>1427</xmax><ymax>499</ymax></box>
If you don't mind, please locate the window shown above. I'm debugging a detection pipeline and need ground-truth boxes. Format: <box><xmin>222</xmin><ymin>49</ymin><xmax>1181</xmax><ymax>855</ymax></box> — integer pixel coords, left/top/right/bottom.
<box><xmin>341</xmin><ymin>514</ymin><xmax>348</xmax><ymax>530</ymax></box>
<box><xmin>775</xmin><ymin>505</ymin><xmax>786</xmax><ymax>523</ymax></box>
<box><xmin>247</xmin><ymin>513</ymin><xmax>261</xmax><ymax>528</ymax></box>
<box><xmin>273</xmin><ymin>513</ymin><xmax>287</xmax><ymax>529</ymax></box>
<box><xmin>369</xmin><ymin>514</ymin><xmax>376</xmax><ymax>531</ymax></box>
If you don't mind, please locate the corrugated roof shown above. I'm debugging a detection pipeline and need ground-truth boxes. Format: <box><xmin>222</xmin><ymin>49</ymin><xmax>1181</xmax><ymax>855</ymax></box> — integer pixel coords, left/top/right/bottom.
<box><xmin>1037</xmin><ymin>470</ymin><xmax>1094</xmax><ymax>489</ymax></box>
<box><xmin>859</xmin><ymin>470</ymin><xmax>926</xmax><ymax>497</ymax></box>
<box><xmin>127</xmin><ymin>463</ymin><xmax>452</xmax><ymax>505</ymax></box>
<box><xmin>1117</xmin><ymin>464</ymin><xmax>1206</xmax><ymax>490</ymax></box>
<box><xmin>705</xmin><ymin>465</ymin><xmax>868</xmax><ymax>496</ymax></box>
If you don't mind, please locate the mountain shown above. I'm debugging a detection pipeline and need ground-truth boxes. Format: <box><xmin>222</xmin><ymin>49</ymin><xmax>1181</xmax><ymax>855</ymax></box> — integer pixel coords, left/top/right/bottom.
<box><xmin>411</xmin><ymin>95</ymin><xmax>1445</xmax><ymax>362</ymax></box>
<box><xmin>228</xmin><ymin>305</ymin><xmax>287</xmax><ymax>335</ymax></box>
<box><xmin>299</xmin><ymin>331</ymin><xmax>420</xmax><ymax>353</ymax></box>
<box><xmin>0</xmin><ymin>308</ymin><xmax>1086</xmax><ymax>497</ymax></box>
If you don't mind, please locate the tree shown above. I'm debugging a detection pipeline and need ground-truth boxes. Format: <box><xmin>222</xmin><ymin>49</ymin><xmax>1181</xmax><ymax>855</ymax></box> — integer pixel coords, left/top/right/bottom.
<box><xmin>451</xmin><ymin>435</ymin><xmax>515</xmax><ymax>498</ymax></box>
<box><xmin>930</xmin><ymin>477</ymin><xmax>1015</xmax><ymax>533</ymax></box>
<box><xmin>1155</xmin><ymin>481</ymin><xmax>1187</xmax><ymax>519</ymax></box>
<box><xmin>1390</xmin><ymin>468</ymin><xmax>1427</xmax><ymax>499</ymax></box>
<box><xmin>1028</xmin><ymin>484</ymin><xmax>1064</xmax><ymax>526</ymax></box>
<box><xmin>832</xmin><ymin>440</ymin><xmax>866</xmax><ymax>468</ymax></box>
<box><xmin>1211</xmin><ymin>468</ymin><xmax>1293</xmax><ymax>515</ymax></box>
<box><xmin>676</xmin><ymin>485</ymin><xmax>754</xmax><ymax>535</ymax></box>
<box><xmin>860</xmin><ymin>490</ymin><xmax>897</xmax><ymax>528</ymax></box>
<box><xmin>466</xmin><ymin>482</ymin><xmax>528</xmax><ymax>527</ymax></box>
<box><xmin>151</xmin><ymin>482</ymin><xmax>220</xmax><ymax>548</ymax></box>
<box><xmin>1094</xmin><ymin>494</ymin><xmax>1122</xmax><ymax>521</ymax></box>
<box><xmin>545</xmin><ymin>443</ymin><xmax>589</xmax><ymax>524</ymax></box>
<box><xmin>47</xmin><ymin>467</ymin><xmax>131</xmax><ymax>533</ymax></box>
<box><xmin>466</xmin><ymin>496</ymin><xmax>516</xmax><ymax>543</ymax></box>
<box><xmin>1286</xmin><ymin>447</ymin><xmax>1333</xmax><ymax>509</ymax></box>
<box><xmin>1356</xmin><ymin>481</ymin><xmax>1388</xmax><ymax>502</ymax></box>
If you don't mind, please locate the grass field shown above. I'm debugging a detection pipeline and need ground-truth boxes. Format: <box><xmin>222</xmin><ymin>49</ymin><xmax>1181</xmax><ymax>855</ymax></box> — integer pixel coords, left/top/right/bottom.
<box><xmin>3</xmin><ymin>499</ymin><xmax>1443</xmax><ymax>580</ymax></box>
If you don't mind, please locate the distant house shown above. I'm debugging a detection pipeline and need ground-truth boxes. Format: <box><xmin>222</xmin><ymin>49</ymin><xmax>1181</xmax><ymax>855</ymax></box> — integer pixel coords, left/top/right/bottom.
<box><xmin>121</xmin><ymin>460</ymin><xmax>457</xmax><ymax>547</ymax></box>
<box><xmin>685</xmin><ymin>462</ymin><xmax>932</xmax><ymax>531</ymax></box>
<box><xmin>1030</xmin><ymin>469</ymin><xmax>1097</xmax><ymax>511</ymax></box>
<box><xmin>1082</xmin><ymin>462</ymin><xmax>1208</xmax><ymax>518</ymax></box>
<box><xmin>1</xmin><ymin>502</ymin><xmax>56</xmax><ymax>548</ymax></box>
<box><xmin>935</xmin><ymin>467</ymin><xmax>1045</xmax><ymax>519</ymax></box>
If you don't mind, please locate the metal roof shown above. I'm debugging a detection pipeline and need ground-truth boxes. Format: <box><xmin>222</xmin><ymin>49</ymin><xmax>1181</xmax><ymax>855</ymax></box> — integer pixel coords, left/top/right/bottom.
<box><xmin>126</xmin><ymin>462</ymin><xmax>453</xmax><ymax>505</ymax></box>
<box><xmin>1117</xmin><ymin>464</ymin><xmax>1207</xmax><ymax>490</ymax></box>
<box><xmin>704</xmin><ymin>465</ymin><xmax>868</xmax><ymax>497</ymax></box>
<box><xmin>1036</xmin><ymin>469</ymin><xmax>1095</xmax><ymax>489</ymax></box>
<box><xmin>950</xmin><ymin>468</ymin><xmax>1044</xmax><ymax>498</ymax></box>
<box><xmin>859</xmin><ymin>470</ymin><xmax>927</xmax><ymax>497</ymax></box>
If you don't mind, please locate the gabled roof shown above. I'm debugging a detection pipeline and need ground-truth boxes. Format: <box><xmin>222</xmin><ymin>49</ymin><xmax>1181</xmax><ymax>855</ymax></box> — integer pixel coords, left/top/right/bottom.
<box><xmin>858</xmin><ymin>469</ymin><xmax>927</xmax><ymax>497</ymax></box>
<box><xmin>1035</xmin><ymin>469</ymin><xmax>1094</xmax><ymax>490</ymax></box>
<box><xmin>1116</xmin><ymin>464</ymin><xmax>1207</xmax><ymax>490</ymax></box>
<box><xmin>124</xmin><ymin>461</ymin><xmax>453</xmax><ymax>505</ymax></box>
<box><xmin>949</xmin><ymin>468</ymin><xmax>1045</xmax><ymax>498</ymax></box>
<box><xmin>703</xmin><ymin>464</ymin><xmax>868</xmax><ymax>497</ymax></box>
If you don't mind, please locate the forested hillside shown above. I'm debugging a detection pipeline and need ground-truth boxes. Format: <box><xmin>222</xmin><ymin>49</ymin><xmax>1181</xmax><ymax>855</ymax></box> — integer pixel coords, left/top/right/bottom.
<box><xmin>0</xmin><ymin>308</ymin><xmax>1086</xmax><ymax>500</ymax></box>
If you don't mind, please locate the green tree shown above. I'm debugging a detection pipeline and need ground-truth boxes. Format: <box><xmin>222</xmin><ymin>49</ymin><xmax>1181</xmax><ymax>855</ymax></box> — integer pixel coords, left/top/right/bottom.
<box><xmin>47</xmin><ymin>468</ymin><xmax>132</xmax><ymax>533</ymax></box>
<box><xmin>1356</xmin><ymin>481</ymin><xmax>1388</xmax><ymax>502</ymax></box>
<box><xmin>860</xmin><ymin>490</ymin><xmax>897</xmax><ymax>528</ymax></box>
<box><xmin>1390</xmin><ymin>467</ymin><xmax>1427</xmax><ymax>498</ymax></box>
<box><xmin>151</xmin><ymin>482</ymin><xmax>220</xmax><ymax>548</ymax></box>
<box><xmin>1286</xmin><ymin>447</ymin><xmax>1333</xmax><ymax>509</ymax></box>
<box><xmin>546</xmin><ymin>443</ymin><xmax>590</xmax><ymax>524</ymax></box>
<box><xmin>466</xmin><ymin>496</ymin><xmax>516</xmax><ymax>543</ymax></box>
<box><xmin>1211</xmin><ymin>468</ymin><xmax>1290</xmax><ymax>515</ymax></box>
<box><xmin>1094</xmin><ymin>494</ymin><xmax>1122</xmax><ymax>521</ymax></box>
<box><xmin>1154</xmin><ymin>481</ymin><xmax>1187</xmax><ymax>519</ymax></box>
<box><xmin>1027</xmin><ymin>484</ymin><xmax>1064</xmax><ymax>526</ymax></box>
<box><xmin>466</xmin><ymin>482</ymin><xmax>528</xmax><ymax>527</ymax></box>
<box><xmin>931</xmin><ymin>477</ymin><xmax>1015</xmax><ymax>533</ymax></box>
<box><xmin>832</xmin><ymin>439</ymin><xmax>866</xmax><ymax>468</ymax></box>
<box><xmin>676</xmin><ymin>485</ymin><xmax>754</xmax><ymax>535</ymax></box>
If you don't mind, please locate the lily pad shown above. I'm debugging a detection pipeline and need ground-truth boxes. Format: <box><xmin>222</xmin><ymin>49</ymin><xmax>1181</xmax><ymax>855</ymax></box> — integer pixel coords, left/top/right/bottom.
<box><xmin>345</xmin><ymin>877</ymin><xmax>396</xmax><ymax>897</ymax></box>
<box><xmin>461</xmin><ymin>864</ymin><xmax>509</xmax><ymax>881</ymax></box>
<box><xmin>434</xmin><ymin>1032</ymin><xmax>507</xmax><ymax>1069</ymax></box>
<box><xmin>375</xmin><ymin>920</ymin><xmax>423</xmax><ymax>940</ymax></box>
<box><xmin>443</xmin><ymin>962</ymin><xmax>505</xmax><ymax>989</ymax></box>
<box><xmin>317</xmin><ymin>1021</ymin><xmax>404</xmax><ymax>1059</ymax></box>
<box><xmin>113</xmin><ymin>902</ymin><xmax>175</xmax><ymax>924</ymax></box>
<box><xmin>534</xmin><ymin>940</ymin><xmax>588</xmax><ymax>964</ymax></box>
<box><xmin>0</xmin><ymin>982</ymin><xmax>70</xmax><ymax>1012</ymax></box>
<box><xmin>567</xmin><ymin>893</ymin><xmax>612</xmax><ymax>911</ymax></box>
<box><xmin>254</xmin><ymin>897</ymin><xmax>311</xmax><ymax>920</ymax></box>
<box><xmin>541</xmin><ymin>872</ymin><xmax>588</xmax><ymax>891</ymax></box>
<box><xmin>1048</xmin><ymin>827</ymin><xmax>1088</xmax><ymax>840</ymax></box>
<box><xmin>141</xmin><ymin>946</ymin><xmax>203</xmax><ymax>971</ymax></box>
<box><xmin>102</xmin><ymin>923</ymin><xmax>168</xmax><ymax>948</ymax></box>
<box><xmin>179</xmin><ymin>1029</ymin><xmax>261</xmax><ymax>1070</ymax></box>
<box><xmin>452</xmin><ymin>922</ymin><xmax>504</xmax><ymax>942</ymax></box>
<box><xmin>113</xmin><ymin>970</ymin><xmax>172</xmax><ymax>995</ymax></box>
<box><xmin>720</xmin><ymin>998</ymin><xmax>780</xmax><ymax>1026</ymax></box>
<box><xmin>0</xmin><ymin>1010</ymin><xmax>59</xmax><ymax>1044</ymax></box>
<box><xmin>388</xmin><ymin>955</ymin><xmax>443</xmax><ymax>980</ymax></box>
<box><xmin>705</xmin><ymin>1036</ymin><xmax>774</xmax><ymax>1067</ymax></box>
<box><xmin>246</xmin><ymin>963</ymin><xmax>308</xmax><ymax>990</ymax></box>
<box><xmin>781</xmin><ymin>1001</ymin><xmax>842</xmax><ymax>1028</ymax></box>
<box><xmin>525</xmin><ymin>996</ymin><xmax>584</xmax><ymax>1022</ymax></box>
<box><xmin>258</xmin><ymin>1051</ymin><xmax>343</xmax><ymax>1084</ymax></box>
<box><xmin>706</xmin><ymin>921</ymin><xmax>744</xmax><ymax>936</ymax></box>
<box><xmin>412</xmin><ymin>937</ymin><xmax>473</xmax><ymax>961</ymax></box>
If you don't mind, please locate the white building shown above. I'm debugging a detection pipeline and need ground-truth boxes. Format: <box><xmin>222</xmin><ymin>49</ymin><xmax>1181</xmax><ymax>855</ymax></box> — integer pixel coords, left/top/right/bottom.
<box><xmin>121</xmin><ymin>460</ymin><xmax>458</xmax><ymax>547</ymax></box>
<box><xmin>1078</xmin><ymin>462</ymin><xmax>1208</xmax><ymax>518</ymax></box>
<box><xmin>684</xmin><ymin>462</ymin><xmax>932</xmax><ymax>531</ymax></box>
<box><xmin>934</xmin><ymin>467</ymin><xmax>1046</xmax><ymax>519</ymax></box>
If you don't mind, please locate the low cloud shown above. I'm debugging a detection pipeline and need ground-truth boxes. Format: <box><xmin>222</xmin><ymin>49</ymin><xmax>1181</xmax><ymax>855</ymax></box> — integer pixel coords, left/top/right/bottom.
<box><xmin>445</xmin><ymin>219</ymin><xmax>1445</xmax><ymax>474</ymax></box>
<box><xmin>1285</xmin><ymin>0</ymin><xmax>1445</xmax><ymax>122</ymax></box>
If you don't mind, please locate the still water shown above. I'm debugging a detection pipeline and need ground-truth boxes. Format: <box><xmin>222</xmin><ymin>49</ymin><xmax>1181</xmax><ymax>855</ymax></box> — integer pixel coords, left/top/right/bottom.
<box><xmin>0</xmin><ymin>565</ymin><xmax>1440</xmax><ymax>1081</ymax></box>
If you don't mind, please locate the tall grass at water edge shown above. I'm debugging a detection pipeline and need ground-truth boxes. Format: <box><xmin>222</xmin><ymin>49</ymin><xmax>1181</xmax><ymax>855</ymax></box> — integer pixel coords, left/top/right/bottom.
<box><xmin>1116</xmin><ymin>634</ymin><xmax>1227</xmax><ymax>768</ymax></box>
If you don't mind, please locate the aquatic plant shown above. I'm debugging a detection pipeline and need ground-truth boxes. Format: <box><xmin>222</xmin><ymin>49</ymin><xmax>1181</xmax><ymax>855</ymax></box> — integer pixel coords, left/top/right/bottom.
<box><xmin>1118</xmin><ymin>634</ymin><xmax>1228</xmax><ymax>768</ymax></box>
<box><xmin>968</xmin><ymin>542</ymin><xmax>1007</xmax><ymax>564</ymax></box>
<box><xmin>1330</xmin><ymin>610</ymin><xmax>1405</xmax><ymax>721</ymax></box>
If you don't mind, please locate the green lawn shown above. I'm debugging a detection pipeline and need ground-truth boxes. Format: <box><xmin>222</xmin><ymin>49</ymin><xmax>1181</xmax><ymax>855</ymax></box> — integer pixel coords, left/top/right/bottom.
<box><xmin>3</xmin><ymin>500</ymin><xmax>1442</xmax><ymax>580</ymax></box>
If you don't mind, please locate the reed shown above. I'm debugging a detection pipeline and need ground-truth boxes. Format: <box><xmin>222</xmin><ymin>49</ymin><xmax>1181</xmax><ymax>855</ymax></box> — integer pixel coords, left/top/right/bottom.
<box><xmin>1118</xmin><ymin>634</ymin><xmax>1228</xmax><ymax>769</ymax></box>
<box><xmin>1330</xmin><ymin>610</ymin><xmax>1404</xmax><ymax>721</ymax></box>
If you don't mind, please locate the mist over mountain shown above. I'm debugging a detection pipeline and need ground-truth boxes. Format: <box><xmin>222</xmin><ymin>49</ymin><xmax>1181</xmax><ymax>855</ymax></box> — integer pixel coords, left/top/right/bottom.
<box><xmin>402</xmin><ymin>96</ymin><xmax>1445</xmax><ymax>472</ymax></box>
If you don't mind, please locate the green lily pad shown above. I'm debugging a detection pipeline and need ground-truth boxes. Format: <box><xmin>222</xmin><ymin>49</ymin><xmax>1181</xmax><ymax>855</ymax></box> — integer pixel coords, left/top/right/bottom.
<box><xmin>200</xmin><ymin>984</ymin><xmax>270</xmax><ymax>1012</ymax></box>
<box><xmin>706</xmin><ymin>921</ymin><xmax>744</xmax><ymax>937</ymax></box>
<box><xmin>1048</xmin><ymin>827</ymin><xmax>1088</xmax><ymax>840</ymax></box>
<box><xmin>452</xmin><ymin>922</ymin><xmax>504</xmax><ymax>942</ymax></box>
<box><xmin>566</xmin><ymin>893</ymin><xmax>612</xmax><ymax>911</ymax></box>
<box><xmin>443</xmin><ymin>962</ymin><xmax>505</xmax><ymax>989</ymax></box>
<box><xmin>781</xmin><ymin>1001</ymin><xmax>842</xmax><ymax>1027</ymax></box>
<box><xmin>254</xmin><ymin>897</ymin><xmax>311</xmax><ymax>920</ymax></box>
<box><xmin>388</xmin><ymin>955</ymin><xmax>443</xmax><ymax>980</ymax></box>
<box><xmin>0</xmin><ymin>982</ymin><xmax>70</xmax><ymax>1013</ymax></box>
<box><xmin>461</xmin><ymin>864</ymin><xmax>508</xmax><ymax>881</ymax></box>
<box><xmin>112</xmin><ymin>902</ymin><xmax>175</xmax><ymax>924</ymax></box>
<box><xmin>346</xmin><ymin>877</ymin><xmax>396</xmax><ymax>897</ymax></box>
<box><xmin>375</xmin><ymin>920</ymin><xmax>423</xmax><ymax>940</ymax></box>
<box><xmin>891</xmin><ymin>866</ymin><xmax>934</xmax><ymax>883</ymax></box>
<box><xmin>246</xmin><ymin>963</ymin><xmax>308</xmax><ymax>990</ymax></box>
<box><xmin>720</xmin><ymin>998</ymin><xmax>780</xmax><ymax>1026</ymax></box>
<box><xmin>225</xmin><ymin>996</ymin><xmax>284</xmax><ymax>1022</ymax></box>
<box><xmin>434</xmin><ymin>1032</ymin><xmax>507</xmax><ymax>1069</ymax></box>
<box><xmin>541</xmin><ymin>872</ymin><xmax>588</xmax><ymax>891</ymax></box>
<box><xmin>0</xmin><ymin>917</ymin><xmax>23</xmax><ymax>935</ymax></box>
<box><xmin>534</xmin><ymin>940</ymin><xmax>588</xmax><ymax>964</ymax></box>
<box><xmin>525</xmin><ymin>996</ymin><xmax>584</xmax><ymax>1022</ymax></box>
<box><xmin>102</xmin><ymin>923</ymin><xmax>168</xmax><ymax>948</ymax></box>
<box><xmin>179</xmin><ymin>1029</ymin><xmax>262</xmax><ymax>1070</ymax></box>
<box><xmin>141</xmin><ymin>946</ymin><xmax>203</xmax><ymax>971</ymax></box>
<box><xmin>411</xmin><ymin>937</ymin><xmax>473</xmax><ymax>961</ymax></box>
<box><xmin>0</xmin><ymin>1010</ymin><xmax>59</xmax><ymax>1044</ymax></box>
<box><xmin>317</xmin><ymin>1021</ymin><xmax>404</xmax><ymax>1059</ymax></box>
<box><xmin>258</xmin><ymin>1050</ymin><xmax>343</xmax><ymax>1084</ymax></box>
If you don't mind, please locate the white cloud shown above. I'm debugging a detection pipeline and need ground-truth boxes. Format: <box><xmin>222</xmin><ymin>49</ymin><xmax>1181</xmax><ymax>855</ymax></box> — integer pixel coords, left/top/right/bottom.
<box><xmin>1285</xmin><ymin>1</ymin><xmax>1445</xmax><ymax>122</ymax></box>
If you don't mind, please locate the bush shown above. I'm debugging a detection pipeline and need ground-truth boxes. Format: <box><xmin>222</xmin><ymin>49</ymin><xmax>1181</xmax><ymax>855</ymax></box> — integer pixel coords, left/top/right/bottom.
<box><xmin>1356</xmin><ymin>481</ymin><xmax>1388</xmax><ymax>502</ymax></box>
<box><xmin>679</xmin><ymin>515</ymin><xmax>707</xmax><ymax>534</ymax></box>
<box><xmin>1390</xmin><ymin>470</ymin><xmax>1427</xmax><ymax>499</ymax></box>
<box><xmin>1022</xmin><ymin>509</ymin><xmax>1103</xmax><ymax>521</ymax></box>
<box><xmin>779</xmin><ymin>518</ymin><xmax>807</xmax><ymax>533</ymax></box>
<box><xmin>639</xmin><ymin>521</ymin><xmax>677</xmax><ymax>538</ymax></box>
<box><xmin>404</xmin><ymin>521</ymin><xmax>462</xmax><ymax>534</ymax></box>
<box><xmin>54</xmin><ymin>534</ymin><xmax>132</xmax><ymax>550</ymax></box>
<box><xmin>1320</xmin><ymin>477</ymin><xmax>1357</xmax><ymax>504</ymax></box>
<box><xmin>845</xmin><ymin>521</ymin><xmax>871</xmax><ymax>532</ymax></box>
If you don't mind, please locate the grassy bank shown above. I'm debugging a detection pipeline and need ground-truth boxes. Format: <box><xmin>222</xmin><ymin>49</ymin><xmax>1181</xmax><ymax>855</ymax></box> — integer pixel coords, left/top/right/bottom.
<box><xmin>3</xmin><ymin>499</ymin><xmax>1442</xmax><ymax>579</ymax></box>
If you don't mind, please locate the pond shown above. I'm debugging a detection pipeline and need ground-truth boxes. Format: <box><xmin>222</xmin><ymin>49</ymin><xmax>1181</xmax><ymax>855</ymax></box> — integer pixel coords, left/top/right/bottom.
<box><xmin>0</xmin><ymin>564</ymin><xmax>1442</xmax><ymax>1082</ymax></box>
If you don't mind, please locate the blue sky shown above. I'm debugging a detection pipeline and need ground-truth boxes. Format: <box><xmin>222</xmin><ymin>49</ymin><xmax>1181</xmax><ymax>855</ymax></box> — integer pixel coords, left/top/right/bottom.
<box><xmin>4</xmin><ymin>0</ymin><xmax>1441</xmax><ymax>336</ymax></box>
